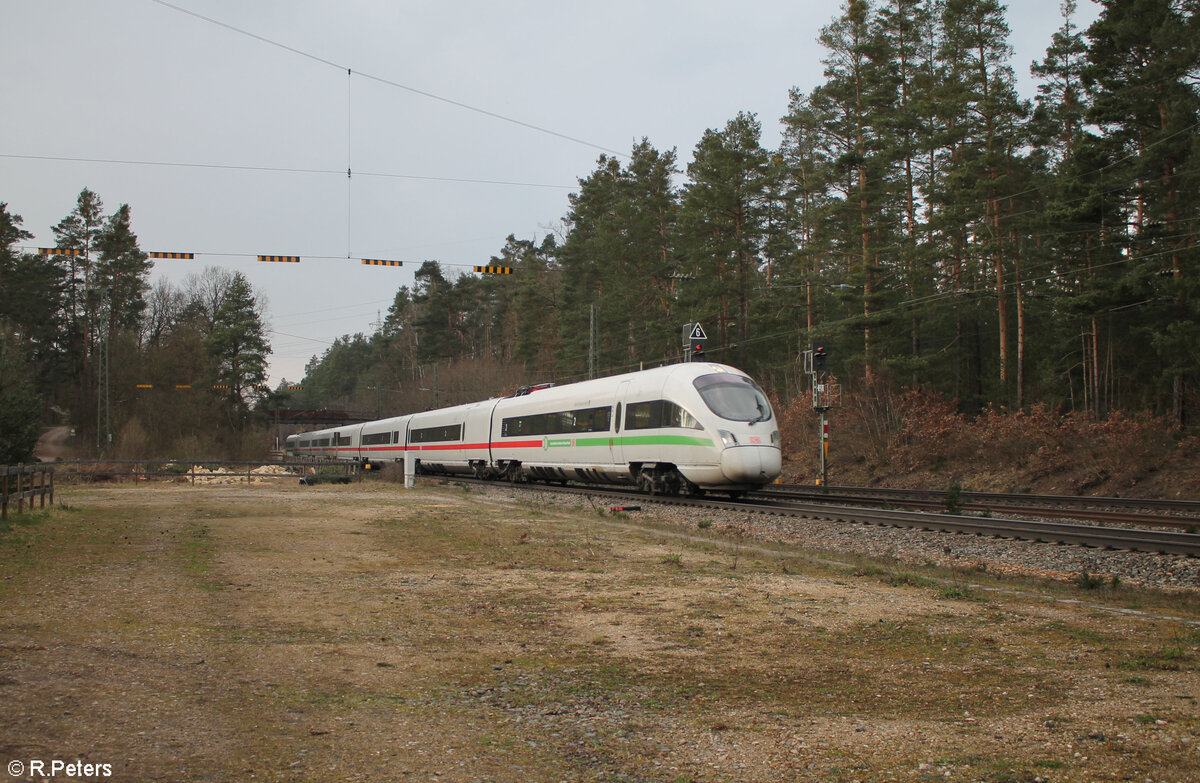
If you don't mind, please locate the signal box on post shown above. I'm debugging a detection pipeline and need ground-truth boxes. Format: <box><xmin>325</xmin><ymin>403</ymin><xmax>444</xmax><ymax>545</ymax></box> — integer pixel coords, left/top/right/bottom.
<box><xmin>682</xmin><ymin>323</ymin><xmax>708</xmax><ymax>362</ymax></box>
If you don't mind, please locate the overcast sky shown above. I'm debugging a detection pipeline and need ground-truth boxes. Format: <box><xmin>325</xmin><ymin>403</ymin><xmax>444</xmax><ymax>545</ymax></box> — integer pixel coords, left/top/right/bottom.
<box><xmin>2</xmin><ymin>0</ymin><xmax>1101</xmax><ymax>385</ymax></box>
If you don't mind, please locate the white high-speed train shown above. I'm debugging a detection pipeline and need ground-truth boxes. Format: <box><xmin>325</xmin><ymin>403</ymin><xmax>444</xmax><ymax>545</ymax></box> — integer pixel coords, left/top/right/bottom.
<box><xmin>285</xmin><ymin>362</ymin><xmax>782</xmax><ymax>495</ymax></box>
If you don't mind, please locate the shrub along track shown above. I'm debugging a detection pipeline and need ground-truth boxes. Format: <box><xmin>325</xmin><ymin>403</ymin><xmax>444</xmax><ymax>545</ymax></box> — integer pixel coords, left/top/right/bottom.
<box><xmin>0</xmin><ymin>481</ymin><xmax>1198</xmax><ymax>782</ymax></box>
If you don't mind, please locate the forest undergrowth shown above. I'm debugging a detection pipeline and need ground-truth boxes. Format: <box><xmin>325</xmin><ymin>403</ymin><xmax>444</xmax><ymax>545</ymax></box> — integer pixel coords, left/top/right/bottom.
<box><xmin>778</xmin><ymin>381</ymin><xmax>1200</xmax><ymax>500</ymax></box>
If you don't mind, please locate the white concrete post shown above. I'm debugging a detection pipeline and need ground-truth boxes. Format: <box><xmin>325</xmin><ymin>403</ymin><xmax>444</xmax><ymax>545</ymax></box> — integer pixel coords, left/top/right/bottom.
<box><xmin>404</xmin><ymin>451</ymin><xmax>416</xmax><ymax>489</ymax></box>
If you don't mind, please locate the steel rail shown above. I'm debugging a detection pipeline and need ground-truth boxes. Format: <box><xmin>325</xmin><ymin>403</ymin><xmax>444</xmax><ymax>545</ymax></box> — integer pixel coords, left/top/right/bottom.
<box><xmin>769</xmin><ymin>484</ymin><xmax>1200</xmax><ymax>516</ymax></box>
<box><xmin>757</xmin><ymin>485</ymin><xmax>1200</xmax><ymax>530</ymax></box>
<box><xmin>442</xmin><ymin>478</ymin><xmax>1200</xmax><ymax>557</ymax></box>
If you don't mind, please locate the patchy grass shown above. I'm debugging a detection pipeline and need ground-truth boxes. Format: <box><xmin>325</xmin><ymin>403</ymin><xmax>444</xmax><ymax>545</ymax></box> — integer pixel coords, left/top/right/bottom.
<box><xmin>0</xmin><ymin>506</ymin><xmax>53</xmax><ymax>539</ymax></box>
<box><xmin>0</xmin><ymin>482</ymin><xmax>1198</xmax><ymax>782</ymax></box>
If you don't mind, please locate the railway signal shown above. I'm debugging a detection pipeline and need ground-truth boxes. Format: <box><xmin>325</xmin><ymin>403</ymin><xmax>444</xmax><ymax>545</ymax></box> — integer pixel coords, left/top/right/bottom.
<box><xmin>812</xmin><ymin>343</ymin><xmax>827</xmax><ymax>371</ymax></box>
<box><xmin>682</xmin><ymin>322</ymin><xmax>707</xmax><ymax>362</ymax></box>
<box><xmin>803</xmin><ymin>342</ymin><xmax>840</xmax><ymax>488</ymax></box>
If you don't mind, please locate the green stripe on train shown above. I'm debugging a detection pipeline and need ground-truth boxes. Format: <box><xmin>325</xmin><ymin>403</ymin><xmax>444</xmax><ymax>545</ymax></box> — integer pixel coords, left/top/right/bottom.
<box><xmin>570</xmin><ymin>435</ymin><xmax>715</xmax><ymax>448</ymax></box>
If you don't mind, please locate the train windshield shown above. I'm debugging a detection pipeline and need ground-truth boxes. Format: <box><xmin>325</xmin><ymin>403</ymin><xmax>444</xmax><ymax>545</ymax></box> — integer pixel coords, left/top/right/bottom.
<box><xmin>693</xmin><ymin>374</ymin><xmax>773</xmax><ymax>423</ymax></box>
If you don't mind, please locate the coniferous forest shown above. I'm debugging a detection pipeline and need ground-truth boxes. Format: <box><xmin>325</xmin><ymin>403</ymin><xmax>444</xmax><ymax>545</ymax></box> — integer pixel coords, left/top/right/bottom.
<box><xmin>301</xmin><ymin>0</ymin><xmax>1199</xmax><ymax>418</ymax></box>
<box><xmin>2</xmin><ymin>0</ymin><xmax>1199</xmax><ymax>483</ymax></box>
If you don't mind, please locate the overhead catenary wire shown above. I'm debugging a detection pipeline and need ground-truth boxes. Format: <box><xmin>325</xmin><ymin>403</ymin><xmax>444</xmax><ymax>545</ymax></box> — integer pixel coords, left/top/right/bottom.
<box><xmin>148</xmin><ymin>0</ymin><xmax>628</xmax><ymax>160</ymax></box>
<box><xmin>0</xmin><ymin>153</ymin><xmax>575</xmax><ymax>190</ymax></box>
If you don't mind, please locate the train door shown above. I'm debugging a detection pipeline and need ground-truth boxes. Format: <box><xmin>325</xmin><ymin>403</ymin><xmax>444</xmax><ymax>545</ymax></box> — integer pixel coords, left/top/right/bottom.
<box><xmin>610</xmin><ymin>380</ymin><xmax>630</xmax><ymax>477</ymax></box>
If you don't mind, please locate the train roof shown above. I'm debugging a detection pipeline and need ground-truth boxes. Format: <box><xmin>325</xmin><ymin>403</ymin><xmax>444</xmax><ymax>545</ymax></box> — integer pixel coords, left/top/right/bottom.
<box><xmin>510</xmin><ymin>362</ymin><xmax>752</xmax><ymax>397</ymax></box>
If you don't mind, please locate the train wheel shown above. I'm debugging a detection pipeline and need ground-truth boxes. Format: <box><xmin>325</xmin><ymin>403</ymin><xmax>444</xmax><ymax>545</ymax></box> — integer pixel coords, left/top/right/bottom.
<box><xmin>503</xmin><ymin>461</ymin><xmax>525</xmax><ymax>483</ymax></box>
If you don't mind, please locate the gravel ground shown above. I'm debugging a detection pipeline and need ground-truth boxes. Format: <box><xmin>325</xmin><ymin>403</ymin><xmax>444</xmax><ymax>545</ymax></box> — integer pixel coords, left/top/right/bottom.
<box><xmin>470</xmin><ymin>483</ymin><xmax>1200</xmax><ymax>594</ymax></box>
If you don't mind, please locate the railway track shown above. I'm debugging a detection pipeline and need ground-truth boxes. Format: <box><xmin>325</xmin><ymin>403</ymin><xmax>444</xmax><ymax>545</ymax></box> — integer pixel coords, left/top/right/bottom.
<box><xmin>442</xmin><ymin>477</ymin><xmax>1200</xmax><ymax>557</ymax></box>
<box><xmin>757</xmin><ymin>484</ymin><xmax>1200</xmax><ymax>531</ymax></box>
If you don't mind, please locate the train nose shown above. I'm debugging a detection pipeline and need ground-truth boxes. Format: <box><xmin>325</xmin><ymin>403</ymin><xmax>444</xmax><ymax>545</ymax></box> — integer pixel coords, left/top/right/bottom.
<box><xmin>720</xmin><ymin>446</ymin><xmax>782</xmax><ymax>485</ymax></box>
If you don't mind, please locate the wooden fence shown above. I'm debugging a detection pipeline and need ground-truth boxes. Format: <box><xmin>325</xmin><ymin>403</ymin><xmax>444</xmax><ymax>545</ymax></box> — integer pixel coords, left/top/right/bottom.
<box><xmin>1</xmin><ymin>464</ymin><xmax>54</xmax><ymax>520</ymax></box>
<box><xmin>1</xmin><ymin>461</ymin><xmax>362</xmax><ymax>516</ymax></box>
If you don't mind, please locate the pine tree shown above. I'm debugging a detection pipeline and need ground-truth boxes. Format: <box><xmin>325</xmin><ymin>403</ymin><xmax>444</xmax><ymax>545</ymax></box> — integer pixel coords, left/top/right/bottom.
<box><xmin>1030</xmin><ymin>1</ymin><xmax>1090</xmax><ymax>167</ymax></box>
<box><xmin>1030</xmin><ymin>1</ymin><xmax>1119</xmax><ymax>413</ymax></box>
<box><xmin>778</xmin><ymin>89</ymin><xmax>838</xmax><ymax>359</ymax></box>
<box><xmin>931</xmin><ymin>0</ymin><xmax>1029</xmax><ymax>409</ymax></box>
<box><xmin>203</xmin><ymin>272</ymin><xmax>270</xmax><ymax>418</ymax></box>
<box><xmin>49</xmin><ymin>189</ymin><xmax>108</xmax><ymax>437</ymax></box>
<box><xmin>0</xmin><ymin>331</ymin><xmax>43</xmax><ymax>464</ymax></box>
<box><xmin>677</xmin><ymin>112</ymin><xmax>770</xmax><ymax>368</ymax></box>
<box><xmin>873</xmin><ymin>0</ymin><xmax>941</xmax><ymax>383</ymax></box>
<box><xmin>495</xmin><ymin>234</ymin><xmax>558</xmax><ymax>372</ymax></box>
<box><xmin>94</xmin><ymin>204</ymin><xmax>151</xmax><ymax>336</ymax></box>
<box><xmin>1</xmin><ymin>204</ymin><xmax>68</xmax><ymax>398</ymax></box>
<box><xmin>0</xmin><ymin>202</ymin><xmax>32</xmax><ymax>262</ymax></box>
<box><xmin>557</xmin><ymin>141</ymin><xmax>679</xmax><ymax>376</ymax></box>
<box><xmin>410</xmin><ymin>261</ymin><xmax>461</xmax><ymax>363</ymax></box>
<box><xmin>556</xmin><ymin>155</ymin><xmax>622</xmax><ymax>376</ymax></box>
<box><xmin>806</xmin><ymin>0</ymin><xmax>903</xmax><ymax>379</ymax></box>
<box><xmin>609</xmin><ymin>141</ymin><xmax>679</xmax><ymax>370</ymax></box>
<box><xmin>0</xmin><ymin>204</ymin><xmax>63</xmax><ymax>356</ymax></box>
<box><xmin>51</xmin><ymin>188</ymin><xmax>105</xmax><ymax>351</ymax></box>
<box><xmin>1083</xmin><ymin>0</ymin><xmax>1200</xmax><ymax>420</ymax></box>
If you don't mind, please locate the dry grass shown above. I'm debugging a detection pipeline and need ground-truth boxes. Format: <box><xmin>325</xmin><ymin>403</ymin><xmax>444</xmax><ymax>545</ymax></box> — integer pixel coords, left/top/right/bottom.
<box><xmin>0</xmin><ymin>481</ymin><xmax>1197</xmax><ymax>781</ymax></box>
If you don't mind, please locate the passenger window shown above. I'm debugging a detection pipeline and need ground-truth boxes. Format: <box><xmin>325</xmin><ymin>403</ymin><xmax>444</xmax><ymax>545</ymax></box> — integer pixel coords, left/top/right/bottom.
<box><xmin>626</xmin><ymin>400</ymin><xmax>703</xmax><ymax>430</ymax></box>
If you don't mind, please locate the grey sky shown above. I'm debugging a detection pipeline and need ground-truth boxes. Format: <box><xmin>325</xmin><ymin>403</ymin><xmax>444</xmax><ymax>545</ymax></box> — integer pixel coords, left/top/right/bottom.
<box><xmin>2</xmin><ymin>0</ymin><xmax>1100</xmax><ymax>384</ymax></box>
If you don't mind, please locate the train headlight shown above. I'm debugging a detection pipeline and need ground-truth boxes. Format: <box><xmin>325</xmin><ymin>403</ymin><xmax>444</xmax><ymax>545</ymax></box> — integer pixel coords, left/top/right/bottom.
<box><xmin>718</xmin><ymin>429</ymin><xmax>738</xmax><ymax>448</ymax></box>
<box><xmin>771</xmin><ymin>430</ymin><xmax>781</xmax><ymax>447</ymax></box>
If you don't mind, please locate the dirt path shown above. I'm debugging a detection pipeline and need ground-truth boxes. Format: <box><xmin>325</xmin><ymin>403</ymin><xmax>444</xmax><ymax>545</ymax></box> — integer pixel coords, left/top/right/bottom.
<box><xmin>1</xmin><ymin>481</ymin><xmax>1198</xmax><ymax>781</ymax></box>
<box><xmin>32</xmin><ymin>427</ymin><xmax>72</xmax><ymax>462</ymax></box>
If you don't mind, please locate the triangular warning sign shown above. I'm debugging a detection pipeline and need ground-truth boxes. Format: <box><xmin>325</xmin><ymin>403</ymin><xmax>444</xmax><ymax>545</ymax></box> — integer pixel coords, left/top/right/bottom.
<box><xmin>689</xmin><ymin>323</ymin><xmax>707</xmax><ymax>340</ymax></box>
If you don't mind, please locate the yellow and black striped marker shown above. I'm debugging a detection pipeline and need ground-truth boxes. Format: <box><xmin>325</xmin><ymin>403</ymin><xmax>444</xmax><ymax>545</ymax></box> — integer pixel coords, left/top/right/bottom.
<box><xmin>362</xmin><ymin>258</ymin><xmax>403</xmax><ymax>267</ymax></box>
<box><xmin>149</xmin><ymin>252</ymin><xmax>195</xmax><ymax>259</ymax></box>
<box><xmin>473</xmin><ymin>265</ymin><xmax>512</xmax><ymax>274</ymax></box>
<box><xmin>258</xmin><ymin>255</ymin><xmax>300</xmax><ymax>263</ymax></box>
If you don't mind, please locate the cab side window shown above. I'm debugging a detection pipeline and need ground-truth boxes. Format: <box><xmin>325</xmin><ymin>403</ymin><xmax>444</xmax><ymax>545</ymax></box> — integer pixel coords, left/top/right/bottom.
<box><xmin>625</xmin><ymin>400</ymin><xmax>703</xmax><ymax>430</ymax></box>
